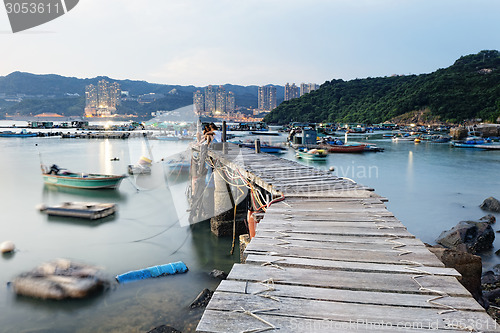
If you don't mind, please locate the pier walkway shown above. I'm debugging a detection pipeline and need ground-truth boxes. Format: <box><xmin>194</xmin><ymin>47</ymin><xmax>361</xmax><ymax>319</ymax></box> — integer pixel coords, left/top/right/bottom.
<box><xmin>196</xmin><ymin>144</ymin><xmax>499</xmax><ymax>332</ymax></box>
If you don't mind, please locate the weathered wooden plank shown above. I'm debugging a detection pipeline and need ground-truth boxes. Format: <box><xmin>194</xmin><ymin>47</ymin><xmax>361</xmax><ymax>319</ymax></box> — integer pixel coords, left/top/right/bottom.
<box><xmin>258</xmin><ymin>220</ymin><xmax>405</xmax><ymax>231</ymax></box>
<box><xmin>266</xmin><ymin>203</ymin><xmax>388</xmax><ymax>211</ymax></box>
<box><xmin>216</xmin><ymin>280</ymin><xmax>480</xmax><ymax>310</ymax></box>
<box><xmin>285</xmin><ymin>190</ymin><xmax>383</xmax><ymax>198</ymax></box>
<box><xmin>197</xmin><ymin>310</ymin><xmax>487</xmax><ymax>333</ymax></box>
<box><xmin>255</xmin><ymin>223</ymin><xmax>414</xmax><ymax>238</ymax></box>
<box><xmin>244</xmin><ymin>243</ymin><xmax>444</xmax><ymax>267</ymax></box>
<box><xmin>280</xmin><ymin>197</ymin><xmax>384</xmax><ymax>203</ymax></box>
<box><xmin>283</xmin><ymin>185</ymin><xmax>372</xmax><ymax>193</ymax></box>
<box><xmin>254</xmin><ymin>230</ymin><xmax>422</xmax><ymax>245</ymax></box>
<box><xmin>205</xmin><ymin>293</ymin><xmax>499</xmax><ymax>331</ymax></box>
<box><xmin>227</xmin><ymin>264</ymin><xmax>466</xmax><ymax>295</ymax></box>
<box><xmin>246</xmin><ymin>237</ymin><xmax>437</xmax><ymax>255</ymax></box>
<box><xmin>265</xmin><ymin>210</ymin><xmax>391</xmax><ymax>217</ymax></box>
<box><xmin>261</xmin><ymin>216</ymin><xmax>400</xmax><ymax>224</ymax></box>
<box><xmin>244</xmin><ymin>254</ymin><xmax>458</xmax><ymax>276</ymax></box>
<box><xmin>267</xmin><ymin>202</ymin><xmax>388</xmax><ymax>209</ymax></box>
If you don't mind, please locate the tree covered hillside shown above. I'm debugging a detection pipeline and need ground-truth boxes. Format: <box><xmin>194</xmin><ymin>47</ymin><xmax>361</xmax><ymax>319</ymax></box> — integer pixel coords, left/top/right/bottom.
<box><xmin>264</xmin><ymin>50</ymin><xmax>500</xmax><ymax>124</ymax></box>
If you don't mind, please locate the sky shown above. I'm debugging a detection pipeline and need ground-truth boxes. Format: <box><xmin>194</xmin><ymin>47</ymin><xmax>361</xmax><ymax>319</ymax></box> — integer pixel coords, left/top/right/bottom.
<box><xmin>0</xmin><ymin>0</ymin><xmax>499</xmax><ymax>87</ymax></box>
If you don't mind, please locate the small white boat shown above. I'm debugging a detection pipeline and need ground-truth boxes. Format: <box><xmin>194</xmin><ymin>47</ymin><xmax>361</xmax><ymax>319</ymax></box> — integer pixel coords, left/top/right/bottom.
<box><xmin>39</xmin><ymin>202</ymin><xmax>117</xmax><ymax>220</ymax></box>
<box><xmin>128</xmin><ymin>156</ymin><xmax>152</xmax><ymax>175</ymax></box>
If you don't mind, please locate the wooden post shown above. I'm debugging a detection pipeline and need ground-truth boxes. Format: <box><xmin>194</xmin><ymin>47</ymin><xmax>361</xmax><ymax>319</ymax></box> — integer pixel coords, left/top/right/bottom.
<box><xmin>222</xmin><ymin>121</ymin><xmax>227</xmax><ymax>143</ymax></box>
<box><xmin>255</xmin><ymin>139</ymin><xmax>261</xmax><ymax>153</ymax></box>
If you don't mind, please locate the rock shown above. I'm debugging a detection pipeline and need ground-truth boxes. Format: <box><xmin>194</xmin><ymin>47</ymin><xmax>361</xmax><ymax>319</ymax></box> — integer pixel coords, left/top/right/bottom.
<box><xmin>190</xmin><ymin>288</ymin><xmax>213</xmax><ymax>309</ymax></box>
<box><xmin>482</xmin><ymin>271</ymin><xmax>500</xmax><ymax>285</ymax></box>
<box><xmin>0</xmin><ymin>241</ymin><xmax>15</xmax><ymax>253</ymax></box>
<box><xmin>10</xmin><ymin>259</ymin><xmax>108</xmax><ymax>300</ymax></box>
<box><xmin>147</xmin><ymin>325</ymin><xmax>181</xmax><ymax>333</ymax></box>
<box><xmin>209</xmin><ymin>269</ymin><xmax>227</xmax><ymax>280</ymax></box>
<box><xmin>427</xmin><ymin>247</ymin><xmax>485</xmax><ymax>307</ymax></box>
<box><xmin>493</xmin><ymin>264</ymin><xmax>500</xmax><ymax>275</ymax></box>
<box><xmin>436</xmin><ymin>217</ymin><xmax>495</xmax><ymax>254</ymax></box>
<box><xmin>479</xmin><ymin>214</ymin><xmax>496</xmax><ymax>224</ymax></box>
<box><xmin>484</xmin><ymin>288</ymin><xmax>500</xmax><ymax>303</ymax></box>
<box><xmin>480</xmin><ymin>197</ymin><xmax>500</xmax><ymax>213</ymax></box>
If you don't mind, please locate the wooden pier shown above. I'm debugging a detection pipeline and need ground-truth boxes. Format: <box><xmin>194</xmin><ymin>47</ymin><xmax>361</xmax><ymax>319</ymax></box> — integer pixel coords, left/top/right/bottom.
<box><xmin>196</xmin><ymin>143</ymin><xmax>500</xmax><ymax>333</ymax></box>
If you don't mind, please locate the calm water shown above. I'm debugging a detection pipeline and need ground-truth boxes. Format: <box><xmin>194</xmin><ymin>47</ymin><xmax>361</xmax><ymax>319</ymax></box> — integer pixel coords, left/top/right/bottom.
<box><xmin>0</xmin><ymin>123</ymin><xmax>238</xmax><ymax>333</ymax></box>
<box><xmin>1</xmin><ymin>124</ymin><xmax>500</xmax><ymax>332</ymax></box>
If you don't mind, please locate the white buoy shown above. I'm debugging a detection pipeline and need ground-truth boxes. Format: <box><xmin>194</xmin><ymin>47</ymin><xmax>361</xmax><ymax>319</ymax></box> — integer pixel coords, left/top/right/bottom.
<box><xmin>329</xmin><ymin>166</ymin><xmax>335</xmax><ymax>172</ymax></box>
<box><xmin>1</xmin><ymin>241</ymin><xmax>15</xmax><ymax>254</ymax></box>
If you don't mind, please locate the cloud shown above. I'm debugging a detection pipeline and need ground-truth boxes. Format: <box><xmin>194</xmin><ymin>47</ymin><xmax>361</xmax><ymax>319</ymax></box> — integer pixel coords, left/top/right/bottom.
<box><xmin>149</xmin><ymin>47</ymin><xmax>328</xmax><ymax>86</ymax></box>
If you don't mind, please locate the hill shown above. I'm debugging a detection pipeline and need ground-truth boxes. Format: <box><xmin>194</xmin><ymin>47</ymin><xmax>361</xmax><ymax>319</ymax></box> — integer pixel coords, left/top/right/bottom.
<box><xmin>0</xmin><ymin>72</ymin><xmax>284</xmax><ymax>117</ymax></box>
<box><xmin>264</xmin><ymin>50</ymin><xmax>500</xmax><ymax>125</ymax></box>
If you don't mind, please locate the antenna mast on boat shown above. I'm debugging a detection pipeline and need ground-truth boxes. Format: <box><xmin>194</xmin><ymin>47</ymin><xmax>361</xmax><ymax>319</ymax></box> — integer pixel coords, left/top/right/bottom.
<box><xmin>143</xmin><ymin>132</ymin><xmax>154</xmax><ymax>162</ymax></box>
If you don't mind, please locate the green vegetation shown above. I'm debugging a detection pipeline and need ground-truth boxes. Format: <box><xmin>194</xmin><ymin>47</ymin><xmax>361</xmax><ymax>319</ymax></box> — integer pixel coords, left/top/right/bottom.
<box><xmin>6</xmin><ymin>97</ymin><xmax>85</xmax><ymax>117</ymax></box>
<box><xmin>264</xmin><ymin>50</ymin><xmax>500</xmax><ymax>124</ymax></box>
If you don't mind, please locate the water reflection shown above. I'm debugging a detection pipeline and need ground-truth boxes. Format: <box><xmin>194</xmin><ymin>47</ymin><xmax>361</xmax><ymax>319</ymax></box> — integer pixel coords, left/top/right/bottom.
<box><xmin>46</xmin><ymin>214</ymin><xmax>117</xmax><ymax>227</ymax></box>
<box><xmin>42</xmin><ymin>184</ymin><xmax>128</xmax><ymax>202</ymax></box>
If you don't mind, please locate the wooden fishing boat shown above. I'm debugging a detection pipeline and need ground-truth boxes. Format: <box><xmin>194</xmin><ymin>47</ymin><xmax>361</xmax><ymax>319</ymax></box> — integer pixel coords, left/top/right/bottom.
<box><xmin>321</xmin><ymin>143</ymin><xmax>366</xmax><ymax>153</ymax></box>
<box><xmin>295</xmin><ymin>148</ymin><xmax>327</xmax><ymax>161</ymax></box>
<box><xmin>42</xmin><ymin>164</ymin><xmax>126</xmax><ymax>189</ymax></box>
<box><xmin>39</xmin><ymin>202</ymin><xmax>117</xmax><ymax>220</ymax></box>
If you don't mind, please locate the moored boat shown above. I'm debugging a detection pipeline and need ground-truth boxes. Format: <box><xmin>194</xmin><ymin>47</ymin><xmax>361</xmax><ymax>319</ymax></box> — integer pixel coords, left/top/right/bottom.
<box><xmin>39</xmin><ymin>202</ymin><xmax>117</xmax><ymax>220</ymax></box>
<box><xmin>295</xmin><ymin>148</ymin><xmax>328</xmax><ymax>161</ymax></box>
<box><xmin>234</xmin><ymin>142</ymin><xmax>286</xmax><ymax>154</ymax></box>
<box><xmin>0</xmin><ymin>129</ymin><xmax>37</xmax><ymax>137</ymax></box>
<box><xmin>42</xmin><ymin>164</ymin><xmax>126</xmax><ymax>189</ymax></box>
<box><xmin>321</xmin><ymin>142</ymin><xmax>366</xmax><ymax>153</ymax></box>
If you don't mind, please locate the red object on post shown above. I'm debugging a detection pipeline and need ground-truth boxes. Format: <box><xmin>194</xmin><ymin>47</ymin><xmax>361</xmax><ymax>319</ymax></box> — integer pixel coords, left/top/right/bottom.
<box><xmin>247</xmin><ymin>210</ymin><xmax>258</xmax><ymax>238</ymax></box>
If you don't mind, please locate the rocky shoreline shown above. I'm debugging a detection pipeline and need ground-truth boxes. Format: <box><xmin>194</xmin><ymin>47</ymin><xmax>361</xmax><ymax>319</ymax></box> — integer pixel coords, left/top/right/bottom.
<box><xmin>430</xmin><ymin>196</ymin><xmax>500</xmax><ymax>323</ymax></box>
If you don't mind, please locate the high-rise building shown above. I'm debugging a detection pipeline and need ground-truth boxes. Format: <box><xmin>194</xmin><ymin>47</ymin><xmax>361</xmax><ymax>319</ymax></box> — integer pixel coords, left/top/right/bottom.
<box><xmin>109</xmin><ymin>82</ymin><xmax>121</xmax><ymax>108</ymax></box>
<box><xmin>226</xmin><ymin>91</ymin><xmax>235</xmax><ymax>113</ymax></box>
<box><xmin>215</xmin><ymin>85</ymin><xmax>226</xmax><ymax>114</ymax></box>
<box><xmin>193</xmin><ymin>90</ymin><xmax>204</xmax><ymax>115</ymax></box>
<box><xmin>284</xmin><ymin>83</ymin><xmax>299</xmax><ymax>101</ymax></box>
<box><xmin>258</xmin><ymin>86</ymin><xmax>277</xmax><ymax>111</ymax></box>
<box><xmin>84</xmin><ymin>80</ymin><xmax>121</xmax><ymax>117</ymax></box>
<box><xmin>85</xmin><ymin>85</ymin><xmax>98</xmax><ymax>108</ymax></box>
<box><xmin>300</xmin><ymin>83</ymin><xmax>319</xmax><ymax>97</ymax></box>
<box><xmin>204</xmin><ymin>85</ymin><xmax>216</xmax><ymax>115</ymax></box>
<box><xmin>194</xmin><ymin>85</ymin><xmax>235</xmax><ymax>117</ymax></box>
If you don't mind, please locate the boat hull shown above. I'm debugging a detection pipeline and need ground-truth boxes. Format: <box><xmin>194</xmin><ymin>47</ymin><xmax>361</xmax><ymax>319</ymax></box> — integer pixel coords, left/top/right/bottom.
<box><xmin>452</xmin><ymin>142</ymin><xmax>500</xmax><ymax>150</ymax></box>
<box><xmin>41</xmin><ymin>202</ymin><xmax>117</xmax><ymax>220</ymax></box>
<box><xmin>295</xmin><ymin>151</ymin><xmax>327</xmax><ymax>161</ymax></box>
<box><xmin>43</xmin><ymin>173</ymin><xmax>126</xmax><ymax>189</ymax></box>
<box><xmin>323</xmin><ymin>144</ymin><xmax>366</xmax><ymax>153</ymax></box>
<box><xmin>0</xmin><ymin>133</ymin><xmax>37</xmax><ymax>137</ymax></box>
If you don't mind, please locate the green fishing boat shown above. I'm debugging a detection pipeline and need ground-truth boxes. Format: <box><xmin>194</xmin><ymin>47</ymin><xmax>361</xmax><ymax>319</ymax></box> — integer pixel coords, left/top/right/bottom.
<box><xmin>295</xmin><ymin>148</ymin><xmax>328</xmax><ymax>161</ymax></box>
<box><xmin>42</xmin><ymin>164</ymin><xmax>126</xmax><ymax>189</ymax></box>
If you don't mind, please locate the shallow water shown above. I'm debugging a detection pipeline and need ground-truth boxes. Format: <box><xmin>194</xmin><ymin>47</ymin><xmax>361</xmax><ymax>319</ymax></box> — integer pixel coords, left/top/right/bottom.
<box><xmin>0</xmin><ymin>131</ymin><xmax>238</xmax><ymax>332</ymax></box>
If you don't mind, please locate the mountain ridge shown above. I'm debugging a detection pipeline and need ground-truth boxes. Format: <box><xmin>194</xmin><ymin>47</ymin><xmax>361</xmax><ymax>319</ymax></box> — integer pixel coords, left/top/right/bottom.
<box><xmin>264</xmin><ymin>50</ymin><xmax>500</xmax><ymax>124</ymax></box>
<box><xmin>0</xmin><ymin>72</ymin><xmax>285</xmax><ymax>117</ymax></box>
